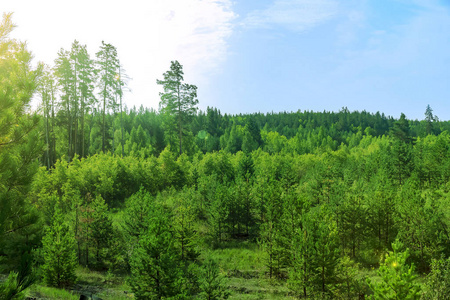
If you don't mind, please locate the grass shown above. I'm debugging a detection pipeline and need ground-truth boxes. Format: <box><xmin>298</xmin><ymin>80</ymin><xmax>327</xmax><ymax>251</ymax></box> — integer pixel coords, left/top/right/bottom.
<box><xmin>204</xmin><ymin>241</ymin><xmax>295</xmax><ymax>299</ymax></box>
<box><xmin>26</xmin><ymin>285</ymin><xmax>79</xmax><ymax>299</ymax></box>
<box><xmin>25</xmin><ymin>267</ymin><xmax>134</xmax><ymax>300</ymax></box>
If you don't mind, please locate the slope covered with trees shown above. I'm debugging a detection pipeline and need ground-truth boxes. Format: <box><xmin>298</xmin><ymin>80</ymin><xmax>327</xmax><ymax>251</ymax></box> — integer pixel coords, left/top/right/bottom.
<box><xmin>1</xmin><ymin>13</ymin><xmax>450</xmax><ymax>299</ymax></box>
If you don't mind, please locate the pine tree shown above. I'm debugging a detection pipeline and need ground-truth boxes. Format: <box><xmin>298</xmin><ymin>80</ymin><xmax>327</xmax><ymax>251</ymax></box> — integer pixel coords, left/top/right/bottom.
<box><xmin>129</xmin><ymin>206</ymin><xmax>182</xmax><ymax>299</ymax></box>
<box><xmin>157</xmin><ymin>60</ymin><xmax>198</xmax><ymax>155</ymax></box>
<box><xmin>123</xmin><ymin>187</ymin><xmax>153</xmax><ymax>239</ymax></box>
<box><xmin>422</xmin><ymin>257</ymin><xmax>450</xmax><ymax>300</ymax></box>
<box><xmin>208</xmin><ymin>184</ymin><xmax>229</xmax><ymax>246</ymax></box>
<box><xmin>38</xmin><ymin>65</ymin><xmax>57</xmax><ymax>169</ymax></box>
<box><xmin>0</xmin><ymin>12</ymin><xmax>43</xmax><ymax>271</ymax></box>
<box><xmin>288</xmin><ymin>211</ymin><xmax>317</xmax><ymax>298</ymax></box>
<box><xmin>96</xmin><ymin>41</ymin><xmax>120</xmax><ymax>153</ymax></box>
<box><xmin>424</xmin><ymin>104</ymin><xmax>438</xmax><ymax>135</ymax></box>
<box><xmin>42</xmin><ymin>210</ymin><xmax>77</xmax><ymax>288</ymax></box>
<box><xmin>198</xmin><ymin>256</ymin><xmax>229</xmax><ymax>300</ymax></box>
<box><xmin>173</xmin><ymin>194</ymin><xmax>198</xmax><ymax>262</ymax></box>
<box><xmin>73</xmin><ymin>41</ymin><xmax>96</xmax><ymax>158</ymax></box>
<box><xmin>54</xmin><ymin>47</ymin><xmax>76</xmax><ymax>160</ymax></box>
<box><xmin>367</xmin><ymin>239</ymin><xmax>421</xmax><ymax>299</ymax></box>
<box><xmin>89</xmin><ymin>195</ymin><xmax>113</xmax><ymax>267</ymax></box>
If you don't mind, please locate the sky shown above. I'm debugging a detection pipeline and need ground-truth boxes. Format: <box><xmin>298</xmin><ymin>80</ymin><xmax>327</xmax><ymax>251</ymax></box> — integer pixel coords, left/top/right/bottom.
<box><xmin>2</xmin><ymin>0</ymin><xmax>450</xmax><ymax>120</ymax></box>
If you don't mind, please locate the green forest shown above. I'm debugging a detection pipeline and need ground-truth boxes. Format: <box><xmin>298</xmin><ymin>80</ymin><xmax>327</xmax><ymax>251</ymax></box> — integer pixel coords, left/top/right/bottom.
<box><xmin>1</xmin><ymin>12</ymin><xmax>450</xmax><ymax>300</ymax></box>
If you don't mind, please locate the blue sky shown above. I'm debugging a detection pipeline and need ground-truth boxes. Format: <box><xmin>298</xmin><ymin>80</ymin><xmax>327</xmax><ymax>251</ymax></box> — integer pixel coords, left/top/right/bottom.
<box><xmin>3</xmin><ymin>0</ymin><xmax>450</xmax><ymax>120</ymax></box>
<box><xmin>202</xmin><ymin>0</ymin><xmax>450</xmax><ymax>120</ymax></box>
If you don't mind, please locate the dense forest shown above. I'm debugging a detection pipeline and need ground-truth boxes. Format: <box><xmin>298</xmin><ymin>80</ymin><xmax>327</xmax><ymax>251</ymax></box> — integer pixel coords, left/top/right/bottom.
<box><xmin>1</xmin><ymin>12</ymin><xmax>450</xmax><ymax>300</ymax></box>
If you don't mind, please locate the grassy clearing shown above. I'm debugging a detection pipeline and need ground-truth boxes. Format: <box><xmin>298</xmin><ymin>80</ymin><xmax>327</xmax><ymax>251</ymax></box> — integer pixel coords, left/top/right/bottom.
<box><xmin>25</xmin><ymin>267</ymin><xmax>133</xmax><ymax>300</ymax></box>
<box><xmin>206</xmin><ymin>241</ymin><xmax>294</xmax><ymax>299</ymax></box>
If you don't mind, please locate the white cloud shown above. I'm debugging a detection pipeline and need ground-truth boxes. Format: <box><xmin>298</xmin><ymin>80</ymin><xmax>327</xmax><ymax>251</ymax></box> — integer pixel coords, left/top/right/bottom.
<box><xmin>153</xmin><ymin>0</ymin><xmax>236</xmax><ymax>83</ymax></box>
<box><xmin>1</xmin><ymin>0</ymin><xmax>236</xmax><ymax>110</ymax></box>
<box><xmin>244</xmin><ymin>0</ymin><xmax>338</xmax><ymax>32</ymax></box>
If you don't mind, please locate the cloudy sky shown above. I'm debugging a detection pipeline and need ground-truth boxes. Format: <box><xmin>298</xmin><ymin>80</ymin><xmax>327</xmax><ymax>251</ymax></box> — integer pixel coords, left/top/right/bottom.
<box><xmin>3</xmin><ymin>0</ymin><xmax>450</xmax><ymax>120</ymax></box>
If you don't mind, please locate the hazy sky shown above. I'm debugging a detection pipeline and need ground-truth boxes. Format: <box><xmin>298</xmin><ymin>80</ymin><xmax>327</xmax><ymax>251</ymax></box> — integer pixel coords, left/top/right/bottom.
<box><xmin>3</xmin><ymin>0</ymin><xmax>450</xmax><ymax>120</ymax></box>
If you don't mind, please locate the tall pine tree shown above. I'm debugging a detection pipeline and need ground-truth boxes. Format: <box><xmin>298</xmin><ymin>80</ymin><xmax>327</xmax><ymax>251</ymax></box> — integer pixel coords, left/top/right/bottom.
<box><xmin>157</xmin><ymin>60</ymin><xmax>198</xmax><ymax>155</ymax></box>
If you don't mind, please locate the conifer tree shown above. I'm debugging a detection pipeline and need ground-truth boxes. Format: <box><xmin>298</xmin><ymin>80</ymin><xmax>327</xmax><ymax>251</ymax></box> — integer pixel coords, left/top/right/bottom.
<box><xmin>0</xmin><ymin>12</ymin><xmax>43</xmax><ymax>271</ymax></box>
<box><xmin>422</xmin><ymin>257</ymin><xmax>450</xmax><ymax>300</ymax></box>
<box><xmin>424</xmin><ymin>104</ymin><xmax>438</xmax><ymax>135</ymax></box>
<box><xmin>89</xmin><ymin>195</ymin><xmax>113</xmax><ymax>267</ymax></box>
<box><xmin>42</xmin><ymin>210</ymin><xmax>77</xmax><ymax>288</ymax></box>
<box><xmin>96</xmin><ymin>41</ymin><xmax>120</xmax><ymax>153</ymax></box>
<box><xmin>173</xmin><ymin>194</ymin><xmax>198</xmax><ymax>262</ymax></box>
<box><xmin>38</xmin><ymin>65</ymin><xmax>57</xmax><ymax>168</ymax></box>
<box><xmin>367</xmin><ymin>239</ymin><xmax>421</xmax><ymax>300</ymax></box>
<box><xmin>123</xmin><ymin>187</ymin><xmax>153</xmax><ymax>239</ymax></box>
<box><xmin>157</xmin><ymin>60</ymin><xmax>198</xmax><ymax>155</ymax></box>
<box><xmin>198</xmin><ymin>256</ymin><xmax>229</xmax><ymax>300</ymax></box>
<box><xmin>129</xmin><ymin>206</ymin><xmax>183</xmax><ymax>299</ymax></box>
<box><xmin>288</xmin><ymin>211</ymin><xmax>316</xmax><ymax>298</ymax></box>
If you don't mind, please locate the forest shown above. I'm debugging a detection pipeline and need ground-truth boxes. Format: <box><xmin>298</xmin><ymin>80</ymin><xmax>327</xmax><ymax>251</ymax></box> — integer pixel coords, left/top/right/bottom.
<box><xmin>1</xmin><ymin>12</ymin><xmax>450</xmax><ymax>300</ymax></box>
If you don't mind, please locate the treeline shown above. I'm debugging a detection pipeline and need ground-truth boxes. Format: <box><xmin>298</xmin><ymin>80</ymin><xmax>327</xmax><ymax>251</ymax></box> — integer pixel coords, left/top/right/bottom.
<box><xmin>39</xmin><ymin>96</ymin><xmax>448</xmax><ymax>165</ymax></box>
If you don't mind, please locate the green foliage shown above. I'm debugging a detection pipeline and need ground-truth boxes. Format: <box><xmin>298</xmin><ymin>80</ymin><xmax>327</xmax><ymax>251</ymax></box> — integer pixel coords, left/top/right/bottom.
<box><xmin>288</xmin><ymin>207</ymin><xmax>339</xmax><ymax>298</ymax></box>
<box><xmin>173</xmin><ymin>192</ymin><xmax>199</xmax><ymax>262</ymax></box>
<box><xmin>42</xmin><ymin>210</ymin><xmax>77</xmax><ymax>288</ymax></box>
<box><xmin>157</xmin><ymin>60</ymin><xmax>198</xmax><ymax>155</ymax></box>
<box><xmin>198</xmin><ymin>256</ymin><xmax>229</xmax><ymax>300</ymax></box>
<box><xmin>367</xmin><ymin>239</ymin><xmax>421</xmax><ymax>300</ymax></box>
<box><xmin>96</xmin><ymin>41</ymin><xmax>121</xmax><ymax>153</ymax></box>
<box><xmin>88</xmin><ymin>195</ymin><xmax>114</xmax><ymax>268</ymax></box>
<box><xmin>123</xmin><ymin>187</ymin><xmax>153</xmax><ymax>239</ymax></box>
<box><xmin>128</xmin><ymin>205</ymin><xmax>183</xmax><ymax>299</ymax></box>
<box><xmin>0</xmin><ymin>253</ymin><xmax>36</xmax><ymax>300</ymax></box>
<box><xmin>11</xmin><ymin>10</ymin><xmax>450</xmax><ymax>300</ymax></box>
<box><xmin>331</xmin><ymin>257</ymin><xmax>365</xmax><ymax>299</ymax></box>
<box><xmin>0</xmin><ymin>272</ymin><xmax>27</xmax><ymax>300</ymax></box>
<box><xmin>0</xmin><ymin>12</ymin><xmax>43</xmax><ymax>271</ymax></box>
<box><xmin>421</xmin><ymin>256</ymin><xmax>450</xmax><ymax>300</ymax></box>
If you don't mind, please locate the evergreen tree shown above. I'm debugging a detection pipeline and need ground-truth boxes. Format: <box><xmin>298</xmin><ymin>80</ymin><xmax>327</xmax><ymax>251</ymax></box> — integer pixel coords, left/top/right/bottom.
<box><xmin>424</xmin><ymin>104</ymin><xmax>438</xmax><ymax>135</ymax></box>
<box><xmin>314</xmin><ymin>211</ymin><xmax>339</xmax><ymax>295</ymax></box>
<box><xmin>129</xmin><ymin>205</ymin><xmax>183</xmax><ymax>299</ymax></box>
<box><xmin>0</xmin><ymin>12</ymin><xmax>43</xmax><ymax>271</ymax></box>
<box><xmin>288</xmin><ymin>211</ymin><xmax>316</xmax><ymax>298</ymax></box>
<box><xmin>208</xmin><ymin>183</ymin><xmax>229</xmax><ymax>246</ymax></box>
<box><xmin>38</xmin><ymin>65</ymin><xmax>57</xmax><ymax>169</ymax></box>
<box><xmin>198</xmin><ymin>256</ymin><xmax>229</xmax><ymax>300</ymax></box>
<box><xmin>96</xmin><ymin>41</ymin><xmax>120</xmax><ymax>153</ymax></box>
<box><xmin>367</xmin><ymin>239</ymin><xmax>421</xmax><ymax>300</ymax></box>
<box><xmin>73</xmin><ymin>41</ymin><xmax>96</xmax><ymax>158</ymax></box>
<box><xmin>422</xmin><ymin>257</ymin><xmax>450</xmax><ymax>300</ymax></box>
<box><xmin>0</xmin><ymin>253</ymin><xmax>36</xmax><ymax>300</ymax></box>
<box><xmin>42</xmin><ymin>210</ymin><xmax>77</xmax><ymax>288</ymax></box>
<box><xmin>89</xmin><ymin>195</ymin><xmax>113</xmax><ymax>267</ymax></box>
<box><xmin>54</xmin><ymin>47</ymin><xmax>76</xmax><ymax>160</ymax></box>
<box><xmin>157</xmin><ymin>60</ymin><xmax>198</xmax><ymax>155</ymax></box>
<box><xmin>173</xmin><ymin>193</ymin><xmax>198</xmax><ymax>262</ymax></box>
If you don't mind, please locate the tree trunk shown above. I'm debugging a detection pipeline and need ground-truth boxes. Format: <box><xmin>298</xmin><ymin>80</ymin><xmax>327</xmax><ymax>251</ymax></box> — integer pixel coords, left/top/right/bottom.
<box><xmin>81</xmin><ymin>96</ymin><xmax>85</xmax><ymax>158</ymax></box>
<box><xmin>102</xmin><ymin>82</ymin><xmax>106</xmax><ymax>153</ymax></box>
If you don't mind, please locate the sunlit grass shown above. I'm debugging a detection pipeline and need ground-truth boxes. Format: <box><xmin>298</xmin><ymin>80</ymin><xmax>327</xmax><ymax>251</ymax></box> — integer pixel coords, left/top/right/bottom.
<box><xmin>26</xmin><ymin>285</ymin><xmax>78</xmax><ymax>300</ymax></box>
